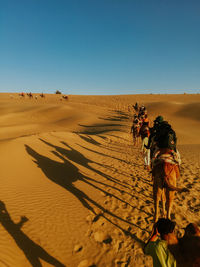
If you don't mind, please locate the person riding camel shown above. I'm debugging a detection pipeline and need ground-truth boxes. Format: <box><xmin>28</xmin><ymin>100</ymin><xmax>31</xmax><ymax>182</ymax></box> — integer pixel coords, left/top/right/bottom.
<box><xmin>143</xmin><ymin>114</ymin><xmax>150</xmax><ymax>127</ymax></box>
<box><xmin>151</xmin><ymin>118</ymin><xmax>181</xmax><ymax>180</ymax></box>
<box><xmin>145</xmin><ymin>116</ymin><xmax>164</xmax><ymax>155</ymax></box>
<box><xmin>131</xmin><ymin>115</ymin><xmax>140</xmax><ymax>145</ymax></box>
<box><xmin>156</xmin><ymin>121</ymin><xmax>176</xmax><ymax>150</ymax></box>
<box><xmin>139</xmin><ymin>121</ymin><xmax>150</xmax><ymax>140</ymax></box>
<box><xmin>133</xmin><ymin>102</ymin><xmax>139</xmax><ymax>112</ymax></box>
<box><xmin>131</xmin><ymin>116</ymin><xmax>140</xmax><ymax>133</ymax></box>
<box><xmin>139</xmin><ymin>104</ymin><xmax>146</xmax><ymax>113</ymax></box>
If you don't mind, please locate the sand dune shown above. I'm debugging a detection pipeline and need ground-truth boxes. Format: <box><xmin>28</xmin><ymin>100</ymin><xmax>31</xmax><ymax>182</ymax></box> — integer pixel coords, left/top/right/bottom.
<box><xmin>0</xmin><ymin>93</ymin><xmax>199</xmax><ymax>266</ymax></box>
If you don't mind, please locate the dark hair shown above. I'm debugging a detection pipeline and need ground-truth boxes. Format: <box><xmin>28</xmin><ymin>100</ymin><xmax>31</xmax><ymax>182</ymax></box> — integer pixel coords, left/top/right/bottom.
<box><xmin>156</xmin><ymin>218</ymin><xmax>176</xmax><ymax>235</ymax></box>
<box><xmin>184</xmin><ymin>223</ymin><xmax>200</xmax><ymax>236</ymax></box>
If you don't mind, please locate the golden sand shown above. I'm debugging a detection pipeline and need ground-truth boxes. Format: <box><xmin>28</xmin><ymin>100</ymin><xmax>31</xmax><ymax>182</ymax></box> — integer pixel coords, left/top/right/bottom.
<box><xmin>0</xmin><ymin>93</ymin><xmax>199</xmax><ymax>266</ymax></box>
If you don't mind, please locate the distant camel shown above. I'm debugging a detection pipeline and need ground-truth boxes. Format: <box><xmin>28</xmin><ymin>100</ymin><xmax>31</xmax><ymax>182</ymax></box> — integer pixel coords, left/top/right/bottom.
<box><xmin>27</xmin><ymin>92</ymin><xmax>33</xmax><ymax>98</ymax></box>
<box><xmin>131</xmin><ymin>124</ymin><xmax>140</xmax><ymax>146</ymax></box>
<box><xmin>40</xmin><ymin>93</ymin><xmax>45</xmax><ymax>98</ymax></box>
<box><xmin>62</xmin><ymin>95</ymin><xmax>68</xmax><ymax>100</ymax></box>
<box><xmin>19</xmin><ymin>92</ymin><xmax>25</xmax><ymax>98</ymax></box>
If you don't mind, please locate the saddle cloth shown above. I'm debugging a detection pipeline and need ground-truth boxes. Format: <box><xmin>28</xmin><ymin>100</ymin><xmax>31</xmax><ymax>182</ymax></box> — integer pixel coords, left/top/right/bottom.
<box><xmin>152</xmin><ymin>148</ymin><xmax>181</xmax><ymax>166</ymax></box>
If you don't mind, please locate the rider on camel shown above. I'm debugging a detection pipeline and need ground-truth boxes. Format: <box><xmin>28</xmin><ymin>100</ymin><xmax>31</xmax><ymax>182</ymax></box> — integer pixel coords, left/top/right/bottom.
<box><xmin>145</xmin><ymin>116</ymin><xmax>164</xmax><ymax>150</ymax></box>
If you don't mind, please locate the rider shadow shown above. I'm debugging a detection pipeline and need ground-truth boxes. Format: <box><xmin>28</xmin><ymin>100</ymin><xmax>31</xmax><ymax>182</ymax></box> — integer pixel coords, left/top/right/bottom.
<box><xmin>25</xmin><ymin>145</ymin><xmax>98</xmax><ymax>214</ymax></box>
<box><xmin>39</xmin><ymin>139</ymin><xmax>131</xmax><ymax>190</ymax></box>
<box><xmin>37</xmin><ymin>140</ymin><xmax>152</xmax><ymax>216</ymax></box>
<box><xmin>0</xmin><ymin>200</ymin><xmax>65</xmax><ymax>267</ymax></box>
<box><xmin>74</xmin><ymin>133</ymin><xmax>101</xmax><ymax>146</ymax></box>
<box><xmin>99</xmin><ymin>110</ymin><xmax>130</xmax><ymax>122</ymax></box>
<box><xmin>25</xmin><ymin>144</ymin><xmax>131</xmax><ymax>216</ymax></box>
<box><xmin>25</xmin><ymin>145</ymin><xmax>148</xmax><ymax>244</ymax></box>
<box><xmin>76</xmin><ymin>144</ymin><xmax>132</xmax><ymax>177</ymax></box>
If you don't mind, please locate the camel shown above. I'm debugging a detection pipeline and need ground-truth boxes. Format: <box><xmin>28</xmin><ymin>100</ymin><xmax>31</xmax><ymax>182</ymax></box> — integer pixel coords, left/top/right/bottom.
<box><xmin>62</xmin><ymin>95</ymin><xmax>68</xmax><ymax>100</ymax></box>
<box><xmin>131</xmin><ymin>124</ymin><xmax>140</xmax><ymax>146</ymax></box>
<box><xmin>27</xmin><ymin>92</ymin><xmax>33</xmax><ymax>98</ymax></box>
<box><xmin>19</xmin><ymin>92</ymin><xmax>25</xmax><ymax>98</ymax></box>
<box><xmin>152</xmin><ymin>148</ymin><xmax>188</xmax><ymax>222</ymax></box>
<box><xmin>40</xmin><ymin>93</ymin><xmax>45</xmax><ymax>98</ymax></box>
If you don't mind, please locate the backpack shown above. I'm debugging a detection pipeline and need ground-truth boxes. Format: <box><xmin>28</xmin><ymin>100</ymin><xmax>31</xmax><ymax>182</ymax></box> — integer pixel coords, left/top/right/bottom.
<box><xmin>155</xmin><ymin>122</ymin><xmax>177</xmax><ymax>150</ymax></box>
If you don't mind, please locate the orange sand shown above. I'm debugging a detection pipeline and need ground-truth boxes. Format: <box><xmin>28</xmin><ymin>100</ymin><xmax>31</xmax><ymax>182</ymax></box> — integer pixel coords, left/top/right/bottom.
<box><xmin>0</xmin><ymin>93</ymin><xmax>199</xmax><ymax>266</ymax></box>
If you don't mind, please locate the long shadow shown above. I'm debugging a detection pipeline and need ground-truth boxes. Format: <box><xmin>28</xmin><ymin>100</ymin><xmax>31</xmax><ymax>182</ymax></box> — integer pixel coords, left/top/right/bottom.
<box><xmin>99</xmin><ymin>110</ymin><xmax>130</xmax><ymax>122</ymax></box>
<box><xmin>0</xmin><ymin>201</ymin><xmax>65</xmax><ymax>267</ymax></box>
<box><xmin>81</xmin><ymin>176</ymin><xmax>153</xmax><ymax>217</ymax></box>
<box><xmin>74</xmin><ymin>133</ymin><xmax>101</xmax><ymax>146</ymax></box>
<box><xmin>52</xmin><ymin>151</ymin><xmax>152</xmax><ymax>217</ymax></box>
<box><xmin>39</xmin><ymin>139</ymin><xmax>131</xmax><ymax>190</ymax></box>
<box><xmin>78</xmin><ymin>123</ymin><xmax>122</xmax><ymax>128</ymax></box>
<box><xmin>76</xmin><ymin>143</ymin><xmax>128</xmax><ymax>165</ymax></box>
<box><xmin>25</xmin><ymin>145</ymin><xmax>97</xmax><ymax>214</ymax></box>
<box><xmin>76</xmin><ymin>144</ymin><xmax>132</xmax><ymax>177</ymax></box>
<box><xmin>51</xmin><ymin>153</ymin><xmax>153</xmax><ymax>215</ymax></box>
<box><xmin>74</xmin><ymin>133</ymin><xmax>123</xmax><ymax>154</ymax></box>
<box><xmin>76</xmin><ymin>142</ymin><xmax>144</xmax><ymax>176</ymax></box>
<box><xmin>73</xmin><ymin>128</ymin><xmax>122</xmax><ymax>135</ymax></box>
<box><xmin>39</xmin><ymin>139</ymin><xmax>153</xmax><ymax>208</ymax></box>
<box><xmin>25</xmin><ymin>145</ymin><xmax>150</xmax><ymax>237</ymax></box>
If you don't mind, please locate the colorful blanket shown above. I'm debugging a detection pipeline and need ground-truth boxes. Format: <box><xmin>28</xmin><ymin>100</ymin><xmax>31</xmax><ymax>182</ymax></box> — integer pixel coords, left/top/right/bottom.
<box><xmin>152</xmin><ymin>149</ymin><xmax>181</xmax><ymax>166</ymax></box>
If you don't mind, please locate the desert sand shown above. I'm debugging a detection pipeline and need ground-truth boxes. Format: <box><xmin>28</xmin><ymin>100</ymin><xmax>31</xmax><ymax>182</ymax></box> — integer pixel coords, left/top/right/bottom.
<box><xmin>0</xmin><ymin>92</ymin><xmax>199</xmax><ymax>267</ymax></box>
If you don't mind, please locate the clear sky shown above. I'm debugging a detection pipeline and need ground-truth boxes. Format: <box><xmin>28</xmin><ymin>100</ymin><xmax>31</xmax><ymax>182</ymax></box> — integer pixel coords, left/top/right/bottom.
<box><xmin>0</xmin><ymin>0</ymin><xmax>200</xmax><ymax>95</ymax></box>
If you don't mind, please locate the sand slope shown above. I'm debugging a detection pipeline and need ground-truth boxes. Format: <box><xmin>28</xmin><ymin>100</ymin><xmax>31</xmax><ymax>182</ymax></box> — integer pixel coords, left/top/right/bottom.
<box><xmin>0</xmin><ymin>93</ymin><xmax>199</xmax><ymax>267</ymax></box>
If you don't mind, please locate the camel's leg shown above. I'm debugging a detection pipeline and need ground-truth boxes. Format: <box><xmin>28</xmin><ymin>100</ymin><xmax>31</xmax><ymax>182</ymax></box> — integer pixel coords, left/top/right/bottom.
<box><xmin>153</xmin><ymin>179</ymin><xmax>162</xmax><ymax>222</ymax></box>
<box><xmin>166</xmin><ymin>190</ymin><xmax>175</xmax><ymax>219</ymax></box>
<box><xmin>166</xmin><ymin>168</ymin><xmax>177</xmax><ymax>219</ymax></box>
<box><xmin>161</xmin><ymin>188</ymin><xmax>166</xmax><ymax>218</ymax></box>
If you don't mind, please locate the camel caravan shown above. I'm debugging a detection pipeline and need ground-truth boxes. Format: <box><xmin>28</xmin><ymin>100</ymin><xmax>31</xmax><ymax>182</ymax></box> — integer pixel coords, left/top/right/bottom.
<box><xmin>130</xmin><ymin>103</ymin><xmax>188</xmax><ymax>221</ymax></box>
<box><xmin>17</xmin><ymin>92</ymin><xmax>69</xmax><ymax>101</ymax></box>
<box><xmin>18</xmin><ymin>92</ymin><xmax>45</xmax><ymax>99</ymax></box>
<box><xmin>130</xmin><ymin>104</ymin><xmax>199</xmax><ymax>267</ymax></box>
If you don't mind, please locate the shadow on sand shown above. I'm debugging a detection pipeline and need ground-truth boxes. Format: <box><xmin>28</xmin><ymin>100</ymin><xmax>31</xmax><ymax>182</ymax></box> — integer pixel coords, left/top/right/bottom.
<box><xmin>25</xmin><ymin>144</ymin><xmax>146</xmax><ymax>246</ymax></box>
<box><xmin>0</xmin><ymin>201</ymin><xmax>65</xmax><ymax>267</ymax></box>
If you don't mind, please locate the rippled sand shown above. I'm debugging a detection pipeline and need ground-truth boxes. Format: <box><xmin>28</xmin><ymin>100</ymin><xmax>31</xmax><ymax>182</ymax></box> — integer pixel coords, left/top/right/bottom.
<box><xmin>0</xmin><ymin>93</ymin><xmax>199</xmax><ymax>266</ymax></box>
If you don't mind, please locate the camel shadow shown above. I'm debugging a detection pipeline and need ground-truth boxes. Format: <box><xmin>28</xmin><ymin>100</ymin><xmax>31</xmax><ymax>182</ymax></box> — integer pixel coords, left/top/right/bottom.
<box><xmin>37</xmin><ymin>139</ymin><xmax>153</xmax><ymax>215</ymax></box>
<box><xmin>25</xmin><ymin>144</ymin><xmax>147</xmax><ymax>245</ymax></box>
<box><xmin>25</xmin><ymin>145</ymin><xmax>97</xmax><ymax>214</ymax></box>
<box><xmin>0</xmin><ymin>200</ymin><xmax>65</xmax><ymax>267</ymax></box>
<box><xmin>99</xmin><ymin>110</ymin><xmax>130</xmax><ymax>122</ymax></box>
<box><xmin>39</xmin><ymin>139</ymin><xmax>131</xmax><ymax>190</ymax></box>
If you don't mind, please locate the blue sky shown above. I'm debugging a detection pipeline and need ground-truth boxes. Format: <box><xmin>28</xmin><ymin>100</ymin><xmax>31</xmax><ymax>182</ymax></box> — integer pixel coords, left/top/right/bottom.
<box><xmin>0</xmin><ymin>0</ymin><xmax>200</xmax><ymax>95</ymax></box>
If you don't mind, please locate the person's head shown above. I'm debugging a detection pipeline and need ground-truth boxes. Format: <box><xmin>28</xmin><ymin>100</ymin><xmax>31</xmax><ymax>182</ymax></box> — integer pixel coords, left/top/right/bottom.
<box><xmin>154</xmin><ymin>115</ymin><xmax>164</xmax><ymax>125</ymax></box>
<box><xmin>184</xmin><ymin>223</ymin><xmax>200</xmax><ymax>237</ymax></box>
<box><xmin>156</xmin><ymin>218</ymin><xmax>176</xmax><ymax>238</ymax></box>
